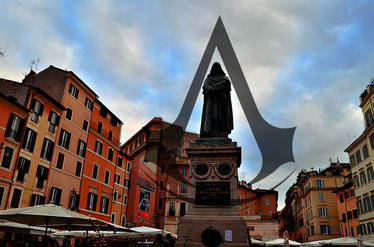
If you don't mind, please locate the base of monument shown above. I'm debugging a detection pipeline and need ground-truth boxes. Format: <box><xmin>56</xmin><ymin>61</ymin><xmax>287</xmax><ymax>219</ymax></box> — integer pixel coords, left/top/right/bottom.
<box><xmin>195</xmin><ymin>137</ymin><xmax>232</xmax><ymax>146</ymax></box>
<box><xmin>175</xmin><ymin>215</ymin><xmax>249</xmax><ymax>247</ymax></box>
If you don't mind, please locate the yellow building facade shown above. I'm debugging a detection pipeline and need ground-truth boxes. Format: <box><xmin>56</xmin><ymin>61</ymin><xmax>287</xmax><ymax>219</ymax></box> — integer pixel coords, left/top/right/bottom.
<box><xmin>345</xmin><ymin>82</ymin><xmax>374</xmax><ymax>240</ymax></box>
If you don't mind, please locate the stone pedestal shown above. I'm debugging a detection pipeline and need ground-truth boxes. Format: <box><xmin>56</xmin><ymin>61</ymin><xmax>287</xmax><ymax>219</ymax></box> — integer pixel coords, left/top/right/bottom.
<box><xmin>176</xmin><ymin>141</ymin><xmax>248</xmax><ymax>247</ymax></box>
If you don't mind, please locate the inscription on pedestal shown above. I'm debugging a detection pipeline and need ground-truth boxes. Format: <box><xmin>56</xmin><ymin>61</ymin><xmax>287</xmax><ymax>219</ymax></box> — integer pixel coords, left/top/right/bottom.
<box><xmin>196</xmin><ymin>182</ymin><xmax>230</xmax><ymax>206</ymax></box>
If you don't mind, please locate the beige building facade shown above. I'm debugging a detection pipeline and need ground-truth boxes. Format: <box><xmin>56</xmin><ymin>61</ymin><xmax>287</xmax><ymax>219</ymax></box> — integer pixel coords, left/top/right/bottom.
<box><xmin>345</xmin><ymin>81</ymin><xmax>374</xmax><ymax>240</ymax></box>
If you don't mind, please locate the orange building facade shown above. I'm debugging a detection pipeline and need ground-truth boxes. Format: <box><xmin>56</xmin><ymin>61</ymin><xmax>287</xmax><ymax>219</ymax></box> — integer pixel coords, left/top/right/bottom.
<box><xmin>10</xmin><ymin>87</ymin><xmax>65</xmax><ymax>208</ymax></box>
<box><xmin>78</xmin><ymin>99</ymin><xmax>130</xmax><ymax>226</ymax></box>
<box><xmin>0</xmin><ymin>92</ymin><xmax>29</xmax><ymax>210</ymax></box>
<box><xmin>333</xmin><ymin>181</ymin><xmax>359</xmax><ymax>237</ymax></box>
<box><xmin>121</xmin><ymin>118</ymin><xmax>162</xmax><ymax>227</ymax></box>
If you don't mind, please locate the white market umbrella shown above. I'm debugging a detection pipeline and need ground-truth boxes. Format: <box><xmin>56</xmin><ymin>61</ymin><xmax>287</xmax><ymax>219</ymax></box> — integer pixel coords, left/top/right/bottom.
<box><xmin>303</xmin><ymin>237</ymin><xmax>374</xmax><ymax>247</ymax></box>
<box><xmin>251</xmin><ymin>238</ymin><xmax>265</xmax><ymax>245</ymax></box>
<box><xmin>0</xmin><ymin>220</ymin><xmax>57</xmax><ymax>235</ymax></box>
<box><xmin>266</xmin><ymin>239</ymin><xmax>301</xmax><ymax>246</ymax></box>
<box><xmin>0</xmin><ymin>204</ymin><xmax>111</xmax><ymax>234</ymax></box>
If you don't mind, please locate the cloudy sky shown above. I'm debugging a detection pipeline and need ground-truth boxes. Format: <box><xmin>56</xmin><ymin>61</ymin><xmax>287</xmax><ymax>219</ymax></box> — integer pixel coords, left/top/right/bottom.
<box><xmin>1</xmin><ymin>0</ymin><xmax>374</xmax><ymax>209</ymax></box>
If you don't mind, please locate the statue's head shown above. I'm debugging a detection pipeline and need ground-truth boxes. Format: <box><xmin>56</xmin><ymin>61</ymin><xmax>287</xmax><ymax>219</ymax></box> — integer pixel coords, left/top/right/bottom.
<box><xmin>209</xmin><ymin>62</ymin><xmax>225</xmax><ymax>76</ymax></box>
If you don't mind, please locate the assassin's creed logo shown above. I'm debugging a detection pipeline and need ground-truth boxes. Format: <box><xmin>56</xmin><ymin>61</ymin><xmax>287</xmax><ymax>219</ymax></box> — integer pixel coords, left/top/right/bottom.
<box><xmin>174</xmin><ymin>17</ymin><xmax>296</xmax><ymax>185</ymax></box>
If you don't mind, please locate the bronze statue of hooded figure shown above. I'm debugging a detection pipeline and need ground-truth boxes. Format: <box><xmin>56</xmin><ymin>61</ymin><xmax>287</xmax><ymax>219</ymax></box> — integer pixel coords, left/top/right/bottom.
<box><xmin>200</xmin><ymin>62</ymin><xmax>233</xmax><ymax>138</ymax></box>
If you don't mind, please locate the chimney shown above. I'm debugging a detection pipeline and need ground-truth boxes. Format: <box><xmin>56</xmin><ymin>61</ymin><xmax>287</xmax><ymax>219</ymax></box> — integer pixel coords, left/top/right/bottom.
<box><xmin>22</xmin><ymin>69</ymin><xmax>36</xmax><ymax>85</ymax></box>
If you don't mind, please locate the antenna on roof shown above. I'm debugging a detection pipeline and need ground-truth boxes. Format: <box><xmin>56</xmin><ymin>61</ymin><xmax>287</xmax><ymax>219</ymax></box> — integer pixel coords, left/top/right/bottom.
<box><xmin>30</xmin><ymin>58</ymin><xmax>40</xmax><ymax>72</ymax></box>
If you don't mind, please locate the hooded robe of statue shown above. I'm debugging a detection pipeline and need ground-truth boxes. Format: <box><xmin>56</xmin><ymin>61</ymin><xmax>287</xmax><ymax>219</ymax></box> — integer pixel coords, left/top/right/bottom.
<box><xmin>200</xmin><ymin>62</ymin><xmax>233</xmax><ymax>138</ymax></box>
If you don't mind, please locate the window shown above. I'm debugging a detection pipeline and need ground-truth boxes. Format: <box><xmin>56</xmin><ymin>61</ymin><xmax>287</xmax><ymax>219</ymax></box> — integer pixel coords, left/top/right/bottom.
<box><xmin>113</xmin><ymin>190</ymin><xmax>118</xmax><ymax>202</ymax></box>
<box><xmin>107</xmin><ymin>148</ymin><xmax>113</xmax><ymax>162</ymax></box>
<box><xmin>169</xmin><ymin>202</ymin><xmax>175</xmax><ymax>216</ymax></box>
<box><xmin>116</xmin><ymin>156</ymin><xmax>122</xmax><ymax>167</ymax></box>
<box><xmin>311</xmin><ymin>225</ymin><xmax>315</xmax><ymax>235</ymax></box>
<box><xmin>158</xmin><ymin>198</ymin><xmax>163</xmax><ymax>210</ymax></box>
<box><xmin>50</xmin><ymin>187</ymin><xmax>62</xmax><ymax>205</ymax></box>
<box><xmin>40</xmin><ymin>138</ymin><xmax>54</xmax><ymax>161</ymax></box>
<box><xmin>110</xmin><ymin>213</ymin><xmax>115</xmax><ymax>223</ymax></box>
<box><xmin>360</xmin><ymin>171</ymin><xmax>367</xmax><ymax>185</ymax></box>
<box><xmin>110</xmin><ymin>116</ymin><xmax>117</xmax><ymax>127</ymax></box>
<box><xmin>97</xmin><ymin>122</ymin><xmax>103</xmax><ymax>133</ymax></box>
<box><xmin>347</xmin><ymin>210</ymin><xmax>352</xmax><ymax>220</ymax></box>
<box><xmin>85</xmin><ymin>98</ymin><xmax>93</xmax><ymax>110</ymax></box>
<box><xmin>370</xmin><ymin>133</ymin><xmax>374</xmax><ymax>149</ymax></box>
<box><xmin>115</xmin><ymin>174</ymin><xmax>120</xmax><ymax>184</ymax></box>
<box><xmin>315</xmin><ymin>179</ymin><xmax>325</xmax><ymax>188</ymax></box>
<box><xmin>180</xmin><ymin>202</ymin><xmax>186</xmax><ymax>216</ymax></box>
<box><xmin>139</xmin><ymin>135</ymin><xmax>144</xmax><ymax>144</ymax></box>
<box><xmin>351</xmin><ymin>189</ymin><xmax>355</xmax><ymax>197</ymax></box>
<box><xmin>364</xmin><ymin>197</ymin><xmax>372</xmax><ymax>212</ymax></box>
<box><xmin>77</xmin><ymin>139</ymin><xmax>86</xmax><ymax>158</ymax></box>
<box><xmin>126</xmin><ymin>162</ymin><xmax>131</xmax><ymax>173</ymax></box>
<box><xmin>82</xmin><ymin>120</ymin><xmax>88</xmax><ymax>131</ymax></box>
<box><xmin>100</xmin><ymin>107</ymin><xmax>107</xmax><ymax>118</ymax></box>
<box><xmin>318</xmin><ymin>208</ymin><xmax>328</xmax><ymax>217</ymax></box>
<box><xmin>365</xmin><ymin>109</ymin><xmax>374</xmax><ymax>127</ymax></box>
<box><xmin>100</xmin><ymin>196</ymin><xmax>109</xmax><ymax>214</ymax></box>
<box><xmin>340</xmin><ymin>194</ymin><xmax>344</xmax><ymax>203</ymax></box>
<box><xmin>181</xmin><ymin>183</ymin><xmax>187</xmax><ymax>194</ymax></box>
<box><xmin>367</xmin><ymin>166</ymin><xmax>374</xmax><ymax>181</ymax></box>
<box><xmin>265</xmin><ymin>198</ymin><xmax>269</xmax><ymax>205</ymax></box>
<box><xmin>29</xmin><ymin>98</ymin><xmax>44</xmax><ymax>123</ymax></box>
<box><xmin>56</xmin><ymin>152</ymin><xmax>64</xmax><ymax>169</ymax></box>
<box><xmin>5</xmin><ymin>113</ymin><xmax>24</xmax><ymax>141</ymax></box>
<box><xmin>161</xmin><ymin>163</ymin><xmax>165</xmax><ymax>174</ymax></box>
<box><xmin>358</xmin><ymin>200</ymin><xmax>363</xmax><ymax>214</ymax></box>
<box><xmin>318</xmin><ymin>192</ymin><xmax>325</xmax><ymax>202</ymax></box>
<box><xmin>182</xmin><ymin>168</ymin><xmax>187</xmax><ymax>176</ymax></box>
<box><xmin>58</xmin><ymin>129</ymin><xmax>71</xmax><ymax>149</ymax></box>
<box><xmin>363</xmin><ymin>144</ymin><xmax>369</xmax><ymax>159</ymax></box>
<box><xmin>1</xmin><ymin>147</ymin><xmax>14</xmax><ymax>169</ymax></box>
<box><xmin>95</xmin><ymin>141</ymin><xmax>103</xmax><ymax>155</ymax></box>
<box><xmin>121</xmin><ymin>216</ymin><xmax>126</xmax><ymax>227</ymax></box>
<box><xmin>124</xmin><ymin>179</ymin><xmax>130</xmax><ymax>188</ymax></box>
<box><xmin>298</xmin><ymin>218</ymin><xmax>303</xmax><ymax>227</ymax></box>
<box><xmin>355</xmin><ymin>150</ymin><xmax>362</xmax><ymax>164</ymax></box>
<box><xmin>92</xmin><ymin>164</ymin><xmax>98</xmax><ymax>179</ymax></box>
<box><xmin>22</xmin><ymin>128</ymin><xmax>37</xmax><ymax>152</ymax></box>
<box><xmin>320</xmin><ymin>225</ymin><xmax>330</xmax><ymax>235</ymax></box>
<box><xmin>342</xmin><ymin>213</ymin><xmax>346</xmax><ymax>222</ymax></box>
<box><xmin>108</xmin><ymin>130</ymin><xmax>112</xmax><ymax>141</ymax></box>
<box><xmin>30</xmin><ymin>194</ymin><xmax>45</xmax><ymax>206</ymax></box>
<box><xmin>350</xmin><ymin>155</ymin><xmax>356</xmax><ymax>167</ymax></box>
<box><xmin>36</xmin><ymin>165</ymin><xmax>49</xmax><ymax>188</ymax></box>
<box><xmin>104</xmin><ymin>170</ymin><xmax>110</xmax><ymax>184</ymax></box>
<box><xmin>69</xmin><ymin>194</ymin><xmax>79</xmax><ymax>211</ymax></box>
<box><xmin>344</xmin><ymin>191</ymin><xmax>350</xmax><ymax>199</ymax></box>
<box><xmin>48</xmin><ymin>111</ymin><xmax>59</xmax><ymax>133</ymax></box>
<box><xmin>16</xmin><ymin>157</ymin><xmax>30</xmax><ymax>182</ymax></box>
<box><xmin>87</xmin><ymin>192</ymin><xmax>97</xmax><ymax>211</ymax></box>
<box><xmin>75</xmin><ymin>162</ymin><xmax>82</xmax><ymax>177</ymax></box>
<box><xmin>65</xmin><ymin>108</ymin><xmax>72</xmax><ymax>120</ymax></box>
<box><xmin>354</xmin><ymin>175</ymin><xmax>360</xmax><ymax>187</ymax></box>
<box><xmin>69</xmin><ymin>84</ymin><xmax>79</xmax><ymax>98</ymax></box>
<box><xmin>160</xmin><ymin>181</ymin><xmax>164</xmax><ymax>190</ymax></box>
<box><xmin>10</xmin><ymin>188</ymin><xmax>22</xmax><ymax>208</ymax></box>
<box><xmin>123</xmin><ymin>194</ymin><xmax>128</xmax><ymax>205</ymax></box>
